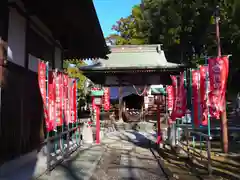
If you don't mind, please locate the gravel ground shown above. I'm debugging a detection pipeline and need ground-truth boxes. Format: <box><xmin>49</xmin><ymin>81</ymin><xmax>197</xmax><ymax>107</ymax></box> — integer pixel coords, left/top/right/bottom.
<box><xmin>90</xmin><ymin>132</ymin><xmax>168</xmax><ymax>180</ymax></box>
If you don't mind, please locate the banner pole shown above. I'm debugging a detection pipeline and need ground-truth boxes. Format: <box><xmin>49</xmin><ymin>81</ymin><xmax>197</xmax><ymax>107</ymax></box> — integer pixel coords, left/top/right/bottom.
<box><xmin>76</xmin><ymin>79</ymin><xmax>80</xmax><ymax>145</ymax></box>
<box><xmin>74</xmin><ymin>79</ymin><xmax>78</xmax><ymax>145</ymax></box>
<box><xmin>54</xmin><ymin>70</ymin><xmax>58</xmax><ymax>151</ymax></box>
<box><xmin>190</xmin><ymin>69</ymin><xmax>196</xmax><ymax>147</ymax></box>
<box><xmin>197</xmin><ymin>67</ymin><xmax>203</xmax><ymax>150</ymax></box>
<box><xmin>45</xmin><ymin>61</ymin><xmax>51</xmax><ymax>174</ymax></box>
<box><xmin>205</xmin><ymin>57</ymin><xmax>211</xmax><ymax>137</ymax></box>
<box><xmin>61</xmin><ymin>72</ymin><xmax>64</xmax><ymax>151</ymax></box>
<box><xmin>66</xmin><ymin>78</ymin><xmax>70</xmax><ymax>152</ymax></box>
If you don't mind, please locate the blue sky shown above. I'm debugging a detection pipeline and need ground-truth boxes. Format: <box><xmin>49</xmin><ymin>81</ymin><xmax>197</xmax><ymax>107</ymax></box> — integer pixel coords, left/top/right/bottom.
<box><xmin>93</xmin><ymin>0</ymin><xmax>141</xmax><ymax>37</ymax></box>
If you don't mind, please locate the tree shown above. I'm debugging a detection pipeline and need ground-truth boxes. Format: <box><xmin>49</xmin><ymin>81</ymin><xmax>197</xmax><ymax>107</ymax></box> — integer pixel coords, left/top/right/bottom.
<box><xmin>109</xmin><ymin>0</ymin><xmax>240</xmax><ymax>71</ymax></box>
<box><xmin>106</xmin><ymin>5</ymin><xmax>147</xmax><ymax>45</ymax></box>
<box><xmin>63</xmin><ymin>59</ymin><xmax>88</xmax><ymax>94</ymax></box>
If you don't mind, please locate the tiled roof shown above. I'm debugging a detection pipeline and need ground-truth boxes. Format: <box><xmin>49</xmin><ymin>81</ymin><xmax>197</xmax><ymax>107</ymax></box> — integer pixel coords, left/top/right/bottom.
<box><xmin>79</xmin><ymin>45</ymin><xmax>185</xmax><ymax>71</ymax></box>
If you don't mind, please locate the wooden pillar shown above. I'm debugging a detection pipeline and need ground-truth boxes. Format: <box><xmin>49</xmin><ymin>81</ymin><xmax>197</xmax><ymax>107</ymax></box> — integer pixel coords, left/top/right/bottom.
<box><xmin>0</xmin><ymin>0</ymin><xmax>8</xmax><ymax>120</ymax></box>
<box><xmin>215</xmin><ymin>6</ymin><xmax>228</xmax><ymax>153</ymax></box>
<box><xmin>0</xmin><ymin>0</ymin><xmax>9</xmax><ymax>162</ymax></box>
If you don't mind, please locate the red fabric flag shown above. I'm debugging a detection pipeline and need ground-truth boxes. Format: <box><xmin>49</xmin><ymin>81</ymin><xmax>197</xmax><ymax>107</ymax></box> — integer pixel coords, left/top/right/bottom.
<box><xmin>38</xmin><ymin>61</ymin><xmax>52</xmax><ymax>132</ymax></box>
<box><xmin>171</xmin><ymin>73</ymin><xmax>186</xmax><ymax>121</ymax></box>
<box><xmin>73</xmin><ymin>80</ymin><xmax>77</xmax><ymax>123</ymax></box>
<box><xmin>103</xmin><ymin>87</ymin><xmax>110</xmax><ymax>111</ymax></box>
<box><xmin>192</xmin><ymin>69</ymin><xmax>200</xmax><ymax>127</ymax></box>
<box><xmin>63</xmin><ymin>74</ymin><xmax>69</xmax><ymax>124</ymax></box>
<box><xmin>199</xmin><ymin>65</ymin><xmax>209</xmax><ymax>126</ymax></box>
<box><xmin>166</xmin><ymin>85</ymin><xmax>174</xmax><ymax>111</ymax></box>
<box><xmin>48</xmin><ymin>71</ymin><xmax>56</xmax><ymax>130</ymax></box>
<box><xmin>208</xmin><ymin>56</ymin><xmax>229</xmax><ymax>118</ymax></box>
<box><xmin>54</xmin><ymin>72</ymin><xmax>63</xmax><ymax>126</ymax></box>
<box><xmin>166</xmin><ymin>85</ymin><xmax>174</xmax><ymax>125</ymax></box>
<box><xmin>69</xmin><ymin>78</ymin><xmax>76</xmax><ymax>123</ymax></box>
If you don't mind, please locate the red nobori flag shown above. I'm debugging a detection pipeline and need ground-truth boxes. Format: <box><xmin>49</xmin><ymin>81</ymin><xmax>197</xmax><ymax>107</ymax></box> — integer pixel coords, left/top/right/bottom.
<box><xmin>38</xmin><ymin>61</ymin><xmax>52</xmax><ymax>131</ymax></box>
<box><xmin>63</xmin><ymin>74</ymin><xmax>69</xmax><ymax>124</ymax></box>
<box><xmin>166</xmin><ymin>85</ymin><xmax>174</xmax><ymax>111</ymax></box>
<box><xmin>200</xmin><ymin>65</ymin><xmax>209</xmax><ymax>126</ymax></box>
<box><xmin>103</xmin><ymin>87</ymin><xmax>110</xmax><ymax>111</ymax></box>
<box><xmin>171</xmin><ymin>73</ymin><xmax>186</xmax><ymax>120</ymax></box>
<box><xmin>69</xmin><ymin>78</ymin><xmax>76</xmax><ymax>123</ymax></box>
<box><xmin>192</xmin><ymin>69</ymin><xmax>200</xmax><ymax>127</ymax></box>
<box><xmin>54</xmin><ymin>72</ymin><xmax>63</xmax><ymax>126</ymax></box>
<box><xmin>208</xmin><ymin>56</ymin><xmax>229</xmax><ymax>118</ymax></box>
<box><xmin>73</xmin><ymin>80</ymin><xmax>77</xmax><ymax>123</ymax></box>
<box><xmin>48</xmin><ymin>71</ymin><xmax>56</xmax><ymax>131</ymax></box>
<box><xmin>219</xmin><ymin>56</ymin><xmax>229</xmax><ymax>112</ymax></box>
<box><xmin>166</xmin><ymin>85</ymin><xmax>174</xmax><ymax>125</ymax></box>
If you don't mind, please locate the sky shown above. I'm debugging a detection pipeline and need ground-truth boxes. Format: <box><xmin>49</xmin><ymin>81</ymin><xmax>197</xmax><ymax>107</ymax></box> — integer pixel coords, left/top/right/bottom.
<box><xmin>93</xmin><ymin>0</ymin><xmax>141</xmax><ymax>37</ymax></box>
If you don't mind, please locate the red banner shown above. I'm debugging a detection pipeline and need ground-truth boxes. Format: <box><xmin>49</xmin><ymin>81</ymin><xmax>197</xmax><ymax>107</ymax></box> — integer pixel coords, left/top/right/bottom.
<box><xmin>38</xmin><ymin>61</ymin><xmax>52</xmax><ymax>131</ymax></box>
<box><xmin>171</xmin><ymin>73</ymin><xmax>186</xmax><ymax>121</ymax></box>
<box><xmin>166</xmin><ymin>85</ymin><xmax>174</xmax><ymax>125</ymax></box>
<box><xmin>103</xmin><ymin>87</ymin><xmax>110</xmax><ymax>111</ymax></box>
<box><xmin>192</xmin><ymin>69</ymin><xmax>200</xmax><ymax>127</ymax></box>
<box><xmin>48</xmin><ymin>72</ymin><xmax>56</xmax><ymax>130</ymax></box>
<box><xmin>54</xmin><ymin>72</ymin><xmax>63</xmax><ymax>126</ymax></box>
<box><xmin>91</xmin><ymin>87</ymin><xmax>99</xmax><ymax>110</ymax></box>
<box><xmin>69</xmin><ymin>78</ymin><xmax>76</xmax><ymax>123</ymax></box>
<box><xmin>166</xmin><ymin>85</ymin><xmax>174</xmax><ymax>111</ymax></box>
<box><xmin>63</xmin><ymin>74</ymin><xmax>69</xmax><ymax>124</ymax></box>
<box><xmin>200</xmin><ymin>65</ymin><xmax>209</xmax><ymax>125</ymax></box>
<box><xmin>208</xmin><ymin>56</ymin><xmax>229</xmax><ymax>118</ymax></box>
<box><xmin>73</xmin><ymin>80</ymin><xmax>77</xmax><ymax>123</ymax></box>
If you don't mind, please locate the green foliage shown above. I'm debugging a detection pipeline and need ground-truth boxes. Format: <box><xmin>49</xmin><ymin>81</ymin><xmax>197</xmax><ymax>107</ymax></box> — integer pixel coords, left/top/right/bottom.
<box><xmin>106</xmin><ymin>0</ymin><xmax>240</xmax><ymax>91</ymax></box>
<box><xmin>63</xmin><ymin>59</ymin><xmax>87</xmax><ymax>92</ymax></box>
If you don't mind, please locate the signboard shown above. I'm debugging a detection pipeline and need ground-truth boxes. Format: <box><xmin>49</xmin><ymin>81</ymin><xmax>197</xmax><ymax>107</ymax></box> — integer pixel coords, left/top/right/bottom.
<box><xmin>150</xmin><ymin>85</ymin><xmax>166</xmax><ymax>95</ymax></box>
<box><xmin>148</xmin><ymin>96</ymin><xmax>154</xmax><ymax>105</ymax></box>
<box><xmin>144</xmin><ymin>96</ymin><xmax>149</xmax><ymax>104</ymax></box>
<box><xmin>91</xmin><ymin>90</ymin><xmax>104</xmax><ymax>96</ymax></box>
<box><xmin>94</xmin><ymin>97</ymin><xmax>102</xmax><ymax>105</ymax></box>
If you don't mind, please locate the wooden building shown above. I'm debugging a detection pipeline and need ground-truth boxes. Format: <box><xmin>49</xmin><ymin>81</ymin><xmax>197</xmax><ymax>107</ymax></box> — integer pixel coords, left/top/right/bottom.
<box><xmin>0</xmin><ymin>0</ymin><xmax>108</xmax><ymax>165</ymax></box>
<box><xmin>80</xmin><ymin>45</ymin><xmax>187</xmax><ymax>121</ymax></box>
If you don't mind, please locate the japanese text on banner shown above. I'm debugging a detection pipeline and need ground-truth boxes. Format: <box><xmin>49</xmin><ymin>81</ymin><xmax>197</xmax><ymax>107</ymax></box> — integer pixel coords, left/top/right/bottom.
<box><xmin>208</xmin><ymin>56</ymin><xmax>229</xmax><ymax>118</ymax></box>
<box><xmin>200</xmin><ymin>65</ymin><xmax>209</xmax><ymax>125</ymax></box>
<box><xmin>38</xmin><ymin>61</ymin><xmax>52</xmax><ymax>131</ymax></box>
<box><xmin>103</xmin><ymin>87</ymin><xmax>110</xmax><ymax>111</ymax></box>
<box><xmin>171</xmin><ymin>73</ymin><xmax>186</xmax><ymax>121</ymax></box>
<box><xmin>192</xmin><ymin>69</ymin><xmax>201</xmax><ymax>127</ymax></box>
<box><xmin>48</xmin><ymin>71</ymin><xmax>56</xmax><ymax>130</ymax></box>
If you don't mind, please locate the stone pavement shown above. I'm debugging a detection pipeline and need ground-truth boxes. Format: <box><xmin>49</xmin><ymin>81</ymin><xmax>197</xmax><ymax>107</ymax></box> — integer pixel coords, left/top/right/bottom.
<box><xmin>35</xmin><ymin>144</ymin><xmax>104</xmax><ymax>180</ymax></box>
<box><xmin>90</xmin><ymin>131</ymin><xmax>168</xmax><ymax>180</ymax></box>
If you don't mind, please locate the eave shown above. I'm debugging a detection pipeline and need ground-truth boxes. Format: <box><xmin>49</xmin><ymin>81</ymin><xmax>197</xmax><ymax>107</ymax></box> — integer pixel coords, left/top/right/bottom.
<box><xmin>14</xmin><ymin>0</ymin><xmax>109</xmax><ymax>59</ymax></box>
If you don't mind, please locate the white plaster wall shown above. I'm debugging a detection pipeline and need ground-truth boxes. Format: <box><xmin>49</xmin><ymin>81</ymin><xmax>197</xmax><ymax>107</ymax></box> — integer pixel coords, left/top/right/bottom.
<box><xmin>7</xmin><ymin>7</ymin><xmax>26</xmax><ymax>67</ymax></box>
<box><xmin>54</xmin><ymin>47</ymin><xmax>62</xmax><ymax>69</ymax></box>
<box><xmin>7</xmin><ymin>1</ymin><xmax>63</xmax><ymax>69</ymax></box>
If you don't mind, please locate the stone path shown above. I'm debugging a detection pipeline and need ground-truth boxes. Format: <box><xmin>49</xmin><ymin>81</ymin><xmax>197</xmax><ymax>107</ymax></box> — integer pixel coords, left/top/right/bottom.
<box><xmin>35</xmin><ymin>144</ymin><xmax>104</xmax><ymax>180</ymax></box>
<box><xmin>90</xmin><ymin>131</ymin><xmax>168</xmax><ymax>180</ymax></box>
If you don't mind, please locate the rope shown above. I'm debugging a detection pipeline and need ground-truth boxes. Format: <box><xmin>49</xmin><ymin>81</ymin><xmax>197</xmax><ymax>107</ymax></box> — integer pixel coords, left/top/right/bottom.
<box><xmin>132</xmin><ymin>85</ymin><xmax>148</xmax><ymax>96</ymax></box>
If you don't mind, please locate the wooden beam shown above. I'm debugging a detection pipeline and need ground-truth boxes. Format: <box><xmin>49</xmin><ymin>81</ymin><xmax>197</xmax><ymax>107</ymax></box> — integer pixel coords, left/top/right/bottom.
<box><xmin>0</xmin><ymin>0</ymin><xmax>9</xmax><ymax>163</ymax></box>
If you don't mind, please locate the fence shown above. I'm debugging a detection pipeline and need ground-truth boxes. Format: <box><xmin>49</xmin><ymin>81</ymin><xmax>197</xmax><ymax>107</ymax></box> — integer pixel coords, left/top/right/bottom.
<box><xmin>43</xmin><ymin>121</ymin><xmax>82</xmax><ymax>174</ymax></box>
<box><xmin>177</xmin><ymin>127</ymin><xmax>213</xmax><ymax>175</ymax></box>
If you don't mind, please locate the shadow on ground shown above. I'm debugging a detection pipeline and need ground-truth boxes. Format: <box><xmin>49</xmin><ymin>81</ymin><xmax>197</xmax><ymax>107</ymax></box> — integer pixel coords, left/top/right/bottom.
<box><xmin>118</xmin><ymin>131</ymin><xmax>240</xmax><ymax>180</ymax></box>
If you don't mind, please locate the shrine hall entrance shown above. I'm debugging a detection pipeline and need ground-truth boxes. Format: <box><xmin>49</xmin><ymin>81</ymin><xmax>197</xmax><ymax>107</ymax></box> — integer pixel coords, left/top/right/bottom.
<box><xmin>122</xmin><ymin>93</ymin><xmax>144</xmax><ymax>122</ymax></box>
